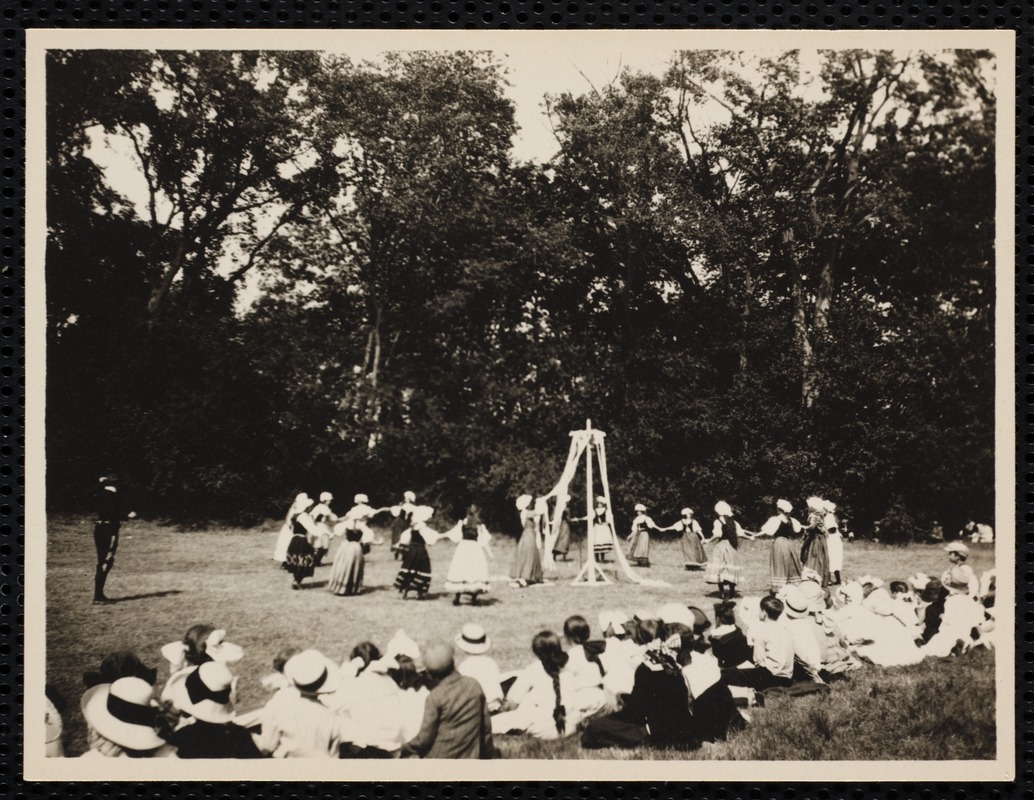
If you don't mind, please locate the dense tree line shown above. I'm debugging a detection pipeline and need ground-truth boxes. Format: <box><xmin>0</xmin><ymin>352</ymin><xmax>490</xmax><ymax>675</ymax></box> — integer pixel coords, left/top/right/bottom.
<box><xmin>45</xmin><ymin>48</ymin><xmax>995</xmax><ymax>539</ymax></box>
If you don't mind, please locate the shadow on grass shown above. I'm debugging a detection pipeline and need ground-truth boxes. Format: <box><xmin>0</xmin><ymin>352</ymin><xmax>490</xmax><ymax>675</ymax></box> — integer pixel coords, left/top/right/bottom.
<box><xmin>111</xmin><ymin>590</ymin><xmax>184</xmax><ymax>602</ymax></box>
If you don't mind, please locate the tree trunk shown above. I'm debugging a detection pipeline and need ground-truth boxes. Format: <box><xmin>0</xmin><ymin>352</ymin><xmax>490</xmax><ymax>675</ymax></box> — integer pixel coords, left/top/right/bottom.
<box><xmin>785</xmin><ymin>232</ymin><xmax>816</xmax><ymax>408</ymax></box>
<box><xmin>147</xmin><ymin>239</ymin><xmax>186</xmax><ymax>322</ymax></box>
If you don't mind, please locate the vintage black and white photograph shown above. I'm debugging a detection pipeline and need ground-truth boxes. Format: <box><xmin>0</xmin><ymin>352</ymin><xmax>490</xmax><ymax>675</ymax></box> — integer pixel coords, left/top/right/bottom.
<box><xmin>25</xmin><ymin>29</ymin><xmax>1014</xmax><ymax>781</ymax></box>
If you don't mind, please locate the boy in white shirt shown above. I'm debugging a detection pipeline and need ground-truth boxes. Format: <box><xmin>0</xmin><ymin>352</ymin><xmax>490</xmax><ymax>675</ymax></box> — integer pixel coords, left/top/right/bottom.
<box><xmin>721</xmin><ymin>596</ymin><xmax>794</xmax><ymax>690</ymax></box>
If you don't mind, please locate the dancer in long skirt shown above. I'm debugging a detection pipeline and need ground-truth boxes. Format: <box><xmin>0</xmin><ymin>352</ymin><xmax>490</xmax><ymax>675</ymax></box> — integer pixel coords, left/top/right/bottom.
<box><xmin>800</xmin><ymin>496</ymin><xmax>831</xmax><ymax>587</ymax></box>
<box><xmin>551</xmin><ymin>496</ymin><xmax>573</xmax><ymax>562</ymax></box>
<box><xmin>588</xmin><ymin>497</ymin><xmax>615</xmax><ymax>562</ymax></box>
<box><xmin>754</xmin><ymin>499</ymin><xmax>804</xmax><ymax>591</ymax></box>
<box><xmin>823</xmin><ymin>500</ymin><xmax>844</xmax><ymax>585</ymax></box>
<box><xmin>703</xmin><ymin>501</ymin><xmax>743</xmax><ymax>599</ymax></box>
<box><xmin>511</xmin><ymin>495</ymin><xmax>544</xmax><ymax>588</ymax></box>
<box><xmin>394</xmin><ymin>506</ymin><xmax>441</xmax><ymax>599</ymax></box>
<box><xmin>327</xmin><ymin>527</ymin><xmax>365</xmax><ymax>596</ymax></box>
<box><xmin>389</xmin><ymin>492</ymin><xmax>416</xmax><ymax>560</ymax></box>
<box><xmin>339</xmin><ymin>493</ymin><xmax>387</xmax><ymax>553</ymax></box>
<box><xmin>308</xmin><ymin>491</ymin><xmax>337</xmax><ymax>566</ymax></box>
<box><xmin>659</xmin><ymin>507</ymin><xmax>707</xmax><ymax>570</ymax></box>
<box><xmin>273</xmin><ymin>493</ymin><xmax>310</xmax><ymax>563</ymax></box>
<box><xmin>283</xmin><ymin>498</ymin><xmax>318</xmax><ymax>590</ymax></box>
<box><xmin>444</xmin><ymin>504</ymin><xmax>493</xmax><ymax>605</ymax></box>
<box><xmin>626</xmin><ymin>503</ymin><xmax>658</xmax><ymax>567</ymax></box>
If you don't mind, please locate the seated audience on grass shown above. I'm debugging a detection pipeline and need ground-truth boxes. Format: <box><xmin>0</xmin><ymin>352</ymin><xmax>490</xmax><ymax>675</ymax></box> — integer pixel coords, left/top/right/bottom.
<box><xmin>402</xmin><ymin>640</ymin><xmax>494</xmax><ymax>759</ymax></box>
<box><xmin>916</xmin><ymin>578</ymin><xmax>949</xmax><ymax>645</ymax></box>
<box><xmin>860</xmin><ymin>577</ymin><xmax>921</xmax><ymax>640</ymax></box>
<box><xmin>721</xmin><ymin>596</ymin><xmax>794</xmax><ymax>690</ymax></box>
<box><xmin>332</xmin><ymin>641</ymin><xmax>406</xmax><ymax>758</ymax></box>
<box><xmin>80</xmin><ymin>676</ymin><xmax>175</xmax><ymax>758</ymax></box>
<box><xmin>709</xmin><ymin>601</ymin><xmax>753</xmax><ymax>669</ymax></box>
<box><xmin>583</xmin><ymin>621</ymin><xmax>744</xmax><ymax>751</ymax></box>
<box><xmin>562</xmin><ymin>615</ymin><xmax>607</xmax><ymax>717</ymax></box>
<box><xmin>919</xmin><ymin>587</ymin><xmax>987</xmax><ymax>659</ymax></box>
<box><xmin>233</xmin><ymin>646</ymin><xmax>301</xmax><ymax>733</ymax></box>
<box><xmin>493</xmin><ymin>630</ymin><xmax>584</xmax><ymax>740</ymax></box>
<box><xmin>777</xmin><ymin>586</ymin><xmax>826</xmax><ymax>683</ymax></box>
<box><xmin>164</xmin><ymin>662</ymin><xmax>263</xmax><ymax>758</ymax></box>
<box><xmin>942</xmin><ymin>542</ymin><xmax>980</xmax><ymax>596</ymax></box>
<box><xmin>389</xmin><ymin>655</ymin><xmax>431</xmax><ymax>742</ymax></box>
<box><xmin>834</xmin><ymin>582</ymin><xmax>924</xmax><ymax>667</ymax></box>
<box><xmin>160</xmin><ymin>625</ymin><xmax>244</xmax><ymax>707</ymax></box>
<box><xmin>455</xmin><ymin>624</ymin><xmax>504</xmax><ymax>713</ymax></box>
<box><xmin>597</xmin><ymin>609</ymin><xmax>641</xmax><ymax>706</ymax></box>
<box><xmin>978</xmin><ymin>569</ymin><xmax>996</xmax><ymax>607</ymax></box>
<box><xmin>801</xmin><ymin>583</ymin><xmax>861</xmax><ymax>677</ymax></box>
<box><xmin>258</xmin><ymin>649</ymin><xmax>359</xmax><ymax>758</ymax></box>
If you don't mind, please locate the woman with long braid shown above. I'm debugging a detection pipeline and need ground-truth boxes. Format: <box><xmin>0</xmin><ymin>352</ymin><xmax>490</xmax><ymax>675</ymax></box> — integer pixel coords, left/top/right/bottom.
<box><xmin>491</xmin><ymin>631</ymin><xmax>578</xmax><ymax>740</ymax></box>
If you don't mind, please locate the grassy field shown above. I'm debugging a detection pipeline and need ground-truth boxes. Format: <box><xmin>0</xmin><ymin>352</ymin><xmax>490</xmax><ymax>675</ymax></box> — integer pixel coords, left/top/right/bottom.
<box><xmin>45</xmin><ymin>515</ymin><xmax>997</xmax><ymax>760</ymax></box>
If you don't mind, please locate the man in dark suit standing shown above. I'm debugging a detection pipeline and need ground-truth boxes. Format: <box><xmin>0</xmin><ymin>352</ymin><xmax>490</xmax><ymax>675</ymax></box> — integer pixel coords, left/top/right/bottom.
<box><xmin>93</xmin><ymin>474</ymin><xmax>135</xmax><ymax>605</ymax></box>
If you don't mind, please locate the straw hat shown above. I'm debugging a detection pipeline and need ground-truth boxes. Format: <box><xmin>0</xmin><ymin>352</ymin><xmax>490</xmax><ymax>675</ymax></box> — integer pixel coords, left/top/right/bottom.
<box><xmin>781</xmin><ymin>587</ymin><xmax>810</xmax><ymax>618</ymax></box>
<box><xmin>945</xmin><ymin>542</ymin><xmax>970</xmax><ymax>558</ymax></box>
<box><xmin>455</xmin><ymin>623</ymin><xmax>492</xmax><ymax>655</ymax></box>
<box><xmin>634</xmin><ymin>503</ymin><xmax>646</xmax><ymax>513</ymax></box>
<box><xmin>776</xmin><ymin>499</ymin><xmax>793</xmax><ymax>514</ymax></box>
<box><xmin>806</xmin><ymin>496</ymin><xmax>824</xmax><ymax>512</ymax></box>
<box><xmin>284</xmin><ymin>650</ymin><xmax>342</xmax><ymax>695</ymax></box>
<box><xmin>515</xmin><ymin>494</ymin><xmax>533</xmax><ymax>511</ymax></box>
<box><xmin>714</xmin><ymin>501</ymin><xmax>733</xmax><ymax>517</ymax></box>
<box><xmin>168</xmin><ymin>662</ymin><xmax>236</xmax><ymax>724</ymax></box>
<box><xmin>81</xmin><ymin>677</ymin><xmax>164</xmax><ymax>751</ymax></box>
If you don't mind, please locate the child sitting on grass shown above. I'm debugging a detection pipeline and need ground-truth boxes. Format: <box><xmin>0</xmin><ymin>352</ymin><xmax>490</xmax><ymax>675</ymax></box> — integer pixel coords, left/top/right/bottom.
<box><xmin>721</xmin><ymin>596</ymin><xmax>794</xmax><ymax>690</ymax></box>
<box><xmin>709</xmin><ymin>601</ymin><xmax>752</xmax><ymax>669</ymax></box>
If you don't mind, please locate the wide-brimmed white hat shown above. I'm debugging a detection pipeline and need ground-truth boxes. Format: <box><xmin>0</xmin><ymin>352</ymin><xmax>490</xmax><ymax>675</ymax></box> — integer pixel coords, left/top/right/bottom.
<box><xmin>598</xmin><ymin>609</ymin><xmax>629</xmax><ymax>637</ymax></box>
<box><xmin>780</xmin><ymin>586</ymin><xmax>810</xmax><ymax>618</ymax></box>
<box><xmin>81</xmin><ymin>677</ymin><xmax>164</xmax><ymax>751</ymax></box>
<box><xmin>806</xmin><ymin>496</ymin><xmax>824</xmax><ymax>511</ymax></box>
<box><xmin>168</xmin><ymin>662</ymin><xmax>236</xmax><ymax>724</ymax></box>
<box><xmin>681</xmin><ymin>508</ymin><xmax>694</xmax><ymax>517</ymax></box>
<box><xmin>714</xmin><ymin>501</ymin><xmax>733</xmax><ymax>517</ymax></box>
<box><xmin>634</xmin><ymin>503</ymin><xmax>646</xmax><ymax>512</ymax></box>
<box><xmin>354</xmin><ymin>493</ymin><xmax>369</xmax><ymax>505</ymax></box>
<box><xmin>320</xmin><ymin>492</ymin><xmax>333</xmax><ymax>503</ymax></box>
<box><xmin>908</xmin><ymin>572</ymin><xmax>931</xmax><ymax>591</ymax></box>
<box><xmin>403</xmin><ymin>491</ymin><xmax>416</xmax><ymax>503</ymax></box>
<box><xmin>824</xmin><ymin>500</ymin><xmax>837</xmax><ymax>513</ymax></box>
<box><xmin>633</xmin><ymin>608</ymin><xmax>659</xmax><ymax>623</ymax></box>
<box><xmin>515</xmin><ymin>494</ymin><xmax>533</xmax><ymax>511</ymax></box>
<box><xmin>858</xmin><ymin>574</ymin><xmax>885</xmax><ymax>589</ymax></box>
<box><xmin>284</xmin><ymin>650</ymin><xmax>342</xmax><ymax>695</ymax></box>
<box><xmin>776</xmin><ymin>499</ymin><xmax>793</xmax><ymax>514</ymax></box>
<box><xmin>455</xmin><ymin>623</ymin><xmax>492</xmax><ymax>655</ymax></box>
<box><xmin>945</xmin><ymin>542</ymin><xmax>970</xmax><ymax>558</ymax></box>
<box><xmin>655</xmin><ymin>603</ymin><xmax>695</xmax><ymax>628</ymax></box>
